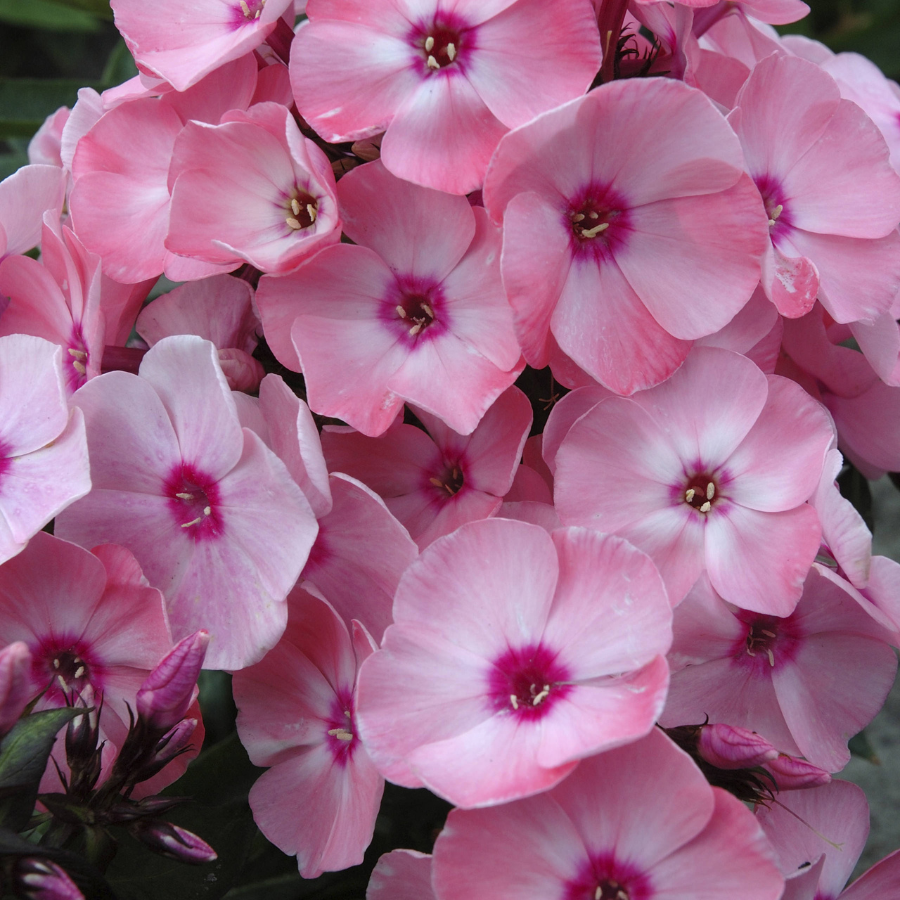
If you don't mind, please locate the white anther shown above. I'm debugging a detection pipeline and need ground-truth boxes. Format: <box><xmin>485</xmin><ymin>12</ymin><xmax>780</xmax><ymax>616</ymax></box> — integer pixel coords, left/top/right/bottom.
<box><xmin>74</xmin><ymin>666</ymin><xmax>85</xmax><ymax>679</ymax></box>
<box><xmin>285</xmin><ymin>216</ymin><xmax>303</xmax><ymax>230</ymax></box>
<box><xmin>588</xmin><ymin>211</ymin><xmax>599</xmax><ymax>219</ymax></box>
<box><xmin>307</xmin><ymin>203</ymin><xmax>317</xmax><ymax>223</ymax></box>
<box><xmin>176</xmin><ymin>492</ymin><xmax>194</xmax><ymax>501</ymax></box>
<box><xmin>429</xmin><ymin>477</ymin><xmax>444</xmax><ymax>488</ymax></box>
<box><xmin>580</xmin><ymin>222</ymin><xmax>609</xmax><ymax>238</ymax></box>
<box><xmin>699</xmin><ymin>501</ymin><xmax>711</xmax><ymax>513</ymax></box>
<box><xmin>425</xmin><ymin>35</ymin><xmax>435</xmax><ymax>51</ymax></box>
<box><xmin>239</xmin><ymin>0</ymin><xmax>250</xmax><ymax>16</ymax></box>
<box><xmin>72</xmin><ymin>360</ymin><xmax>87</xmax><ymax>376</ymax></box>
<box><xmin>396</xmin><ymin>305</ymin><xmax>407</xmax><ymax>318</ymax></box>
<box><xmin>290</xmin><ymin>198</ymin><xmax>301</xmax><ymax>216</ymax></box>
<box><xmin>595</xmin><ymin>889</ymin><xmax>602</xmax><ymax>900</ymax></box>
<box><xmin>746</xmin><ymin>648</ymin><xmax>756</xmax><ymax>657</ymax></box>
<box><xmin>617</xmin><ymin>892</ymin><xmax>628</xmax><ymax>900</ymax></box>
<box><xmin>426</xmin><ymin>55</ymin><xmax>440</xmax><ymax>70</ymax></box>
<box><xmin>203</xmin><ymin>506</ymin><xmax>211</xmax><ymax>516</ymax></box>
<box><xmin>254</xmin><ymin>8</ymin><xmax>261</xmax><ymax>17</ymax></box>
<box><xmin>532</xmin><ymin>685</ymin><xmax>550</xmax><ymax>706</ymax></box>
<box><xmin>421</xmin><ymin>303</ymin><xmax>434</xmax><ymax>319</ymax></box>
<box><xmin>706</xmin><ymin>482</ymin><xmax>715</xmax><ymax>501</ymax></box>
<box><xmin>68</xmin><ymin>348</ymin><xmax>86</xmax><ymax>359</ymax></box>
<box><xmin>328</xmin><ymin>728</ymin><xmax>354</xmax><ymax>741</ymax></box>
<box><xmin>409</xmin><ymin>322</ymin><xmax>423</xmax><ymax>336</ymax></box>
<box><xmin>768</xmin><ymin>204</ymin><xmax>783</xmax><ymax>227</ymax></box>
<box><xmin>57</xmin><ymin>675</ymin><xmax>67</xmax><ymax>692</ymax></box>
<box><xmin>766</xmin><ymin>648</ymin><xmax>775</xmax><ymax>667</ymax></box>
<box><xmin>344</xmin><ymin>709</ymin><xmax>352</xmax><ymax>719</ymax></box>
<box><xmin>447</xmin><ymin>42</ymin><xmax>456</xmax><ymax>61</ymax></box>
<box><xmin>572</xmin><ymin>213</ymin><xmax>585</xmax><ymax>223</ymax></box>
<box><xmin>685</xmin><ymin>488</ymin><xmax>695</xmax><ymax>503</ymax></box>
<box><xmin>181</xmin><ymin>517</ymin><xmax>203</xmax><ymax>528</ymax></box>
<box><xmin>510</xmin><ymin>694</ymin><xmax>519</xmax><ymax>710</ymax></box>
<box><xmin>53</xmin><ymin>658</ymin><xmax>60</xmax><ymax>670</ymax></box>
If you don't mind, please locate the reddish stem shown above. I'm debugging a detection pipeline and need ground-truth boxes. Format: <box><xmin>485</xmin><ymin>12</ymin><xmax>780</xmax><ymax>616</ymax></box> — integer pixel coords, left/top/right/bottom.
<box><xmin>101</xmin><ymin>346</ymin><xmax>147</xmax><ymax>375</ymax></box>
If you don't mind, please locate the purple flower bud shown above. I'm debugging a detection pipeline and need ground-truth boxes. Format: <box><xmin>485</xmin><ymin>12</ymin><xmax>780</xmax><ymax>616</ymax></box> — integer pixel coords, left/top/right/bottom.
<box><xmin>0</xmin><ymin>641</ymin><xmax>33</xmax><ymax>737</ymax></box>
<box><xmin>136</xmin><ymin>631</ymin><xmax>209</xmax><ymax>733</ymax></box>
<box><xmin>154</xmin><ymin>717</ymin><xmax>198</xmax><ymax>764</ymax></box>
<box><xmin>697</xmin><ymin>724</ymin><xmax>780</xmax><ymax>770</ymax></box>
<box><xmin>132</xmin><ymin>821</ymin><xmax>217</xmax><ymax>864</ymax></box>
<box><xmin>15</xmin><ymin>858</ymin><xmax>85</xmax><ymax>900</ymax></box>
<box><xmin>764</xmin><ymin>754</ymin><xmax>832</xmax><ymax>790</ymax></box>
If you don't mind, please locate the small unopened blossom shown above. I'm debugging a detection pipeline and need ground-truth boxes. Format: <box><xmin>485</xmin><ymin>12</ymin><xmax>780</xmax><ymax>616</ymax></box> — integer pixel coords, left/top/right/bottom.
<box><xmin>15</xmin><ymin>858</ymin><xmax>84</xmax><ymax>900</ymax></box>
<box><xmin>131</xmin><ymin>820</ymin><xmax>217</xmax><ymax>864</ymax></box>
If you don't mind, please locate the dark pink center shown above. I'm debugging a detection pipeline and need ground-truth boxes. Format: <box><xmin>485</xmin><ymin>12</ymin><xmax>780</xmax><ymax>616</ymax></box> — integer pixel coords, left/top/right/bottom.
<box><xmin>383</xmin><ymin>276</ymin><xmax>448</xmax><ymax>344</ymax></box>
<box><xmin>754</xmin><ymin>175</ymin><xmax>792</xmax><ymax>243</ymax></box>
<box><xmin>427</xmin><ymin>459</ymin><xmax>465</xmax><ymax>498</ymax></box>
<box><xmin>414</xmin><ymin>13</ymin><xmax>469</xmax><ymax>72</ymax></box>
<box><xmin>488</xmin><ymin>643</ymin><xmax>571</xmax><ymax>720</ymax></box>
<box><xmin>565</xmin><ymin>854</ymin><xmax>652</xmax><ymax>900</ymax></box>
<box><xmin>0</xmin><ymin>440</ymin><xmax>11</xmax><ymax>485</ymax></box>
<box><xmin>732</xmin><ymin>612</ymin><xmax>800</xmax><ymax>672</ymax></box>
<box><xmin>682</xmin><ymin>472</ymin><xmax>719</xmax><ymax>514</ymax></box>
<box><xmin>231</xmin><ymin>0</ymin><xmax>265</xmax><ymax>27</ymax></box>
<box><xmin>164</xmin><ymin>463</ymin><xmax>224</xmax><ymax>542</ymax></box>
<box><xmin>35</xmin><ymin>636</ymin><xmax>98</xmax><ymax>701</ymax></box>
<box><xmin>567</xmin><ymin>184</ymin><xmax>631</xmax><ymax>262</ymax></box>
<box><xmin>325</xmin><ymin>690</ymin><xmax>358</xmax><ymax>768</ymax></box>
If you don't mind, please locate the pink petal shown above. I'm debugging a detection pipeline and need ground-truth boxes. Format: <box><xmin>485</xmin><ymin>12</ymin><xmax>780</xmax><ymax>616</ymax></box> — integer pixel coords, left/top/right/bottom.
<box><xmin>705</xmin><ymin>503</ymin><xmax>820</xmax><ymax>616</ymax></box>
<box><xmin>368</xmin><ymin>850</ymin><xmax>435</xmax><ymax>900</ymax></box>
<box><xmin>381</xmin><ymin>74</ymin><xmax>508</xmax><ymax>194</ymax></box>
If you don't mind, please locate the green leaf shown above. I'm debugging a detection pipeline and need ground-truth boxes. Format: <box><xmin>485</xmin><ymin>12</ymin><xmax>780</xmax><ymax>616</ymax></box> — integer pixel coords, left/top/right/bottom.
<box><xmin>0</xmin><ymin>707</ymin><xmax>80</xmax><ymax>831</ymax></box>
<box><xmin>42</xmin><ymin>0</ymin><xmax>114</xmax><ymax>19</ymax></box>
<box><xmin>105</xmin><ymin>735</ymin><xmax>262</xmax><ymax>900</ymax></box>
<box><xmin>0</xmin><ymin>0</ymin><xmax>101</xmax><ymax>31</ymax></box>
<box><xmin>0</xmin><ymin>77</ymin><xmax>104</xmax><ymax>139</ymax></box>
<box><xmin>102</xmin><ymin>39</ymin><xmax>138</xmax><ymax>86</ymax></box>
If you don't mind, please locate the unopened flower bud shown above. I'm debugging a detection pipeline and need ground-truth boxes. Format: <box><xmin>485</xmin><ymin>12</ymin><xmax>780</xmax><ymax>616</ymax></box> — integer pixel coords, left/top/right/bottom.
<box><xmin>131</xmin><ymin>820</ymin><xmax>217</xmax><ymax>864</ymax></box>
<box><xmin>764</xmin><ymin>754</ymin><xmax>832</xmax><ymax>790</ymax></box>
<box><xmin>15</xmin><ymin>858</ymin><xmax>84</xmax><ymax>900</ymax></box>
<box><xmin>154</xmin><ymin>717</ymin><xmax>198</xmax><ymax>764</ymax></box>
<box><xmin>137</xmin><ymin>631</ymin><xmax>209</xmax><ymax>734</ymax></box>
<box><xmin>0</xmin><ymin>641</ymin><xmax>34</xmax><ymax>736</ymax></box>
<box><xmin>697</xmin><ymin>724</ymin><xmax>780</xmax><ymax>770</ymax></box>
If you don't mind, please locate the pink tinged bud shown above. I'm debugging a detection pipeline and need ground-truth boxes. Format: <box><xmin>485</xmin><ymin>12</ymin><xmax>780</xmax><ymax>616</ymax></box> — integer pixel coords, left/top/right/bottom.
<box><xmin>16</xmin><ymin>858</ymin><xmax>85</xmax><ymax>900</ymax></box>
<box><xmin>136</xmin><ymin>631</ymin><xmax>209</xmax><ymax>733</ymax></box>
<box><xmin>0</xmin><ymin>641</ymin><xmax>33</xmax><ymax>736</ymax></box>
<box><xmin>153</xmin><ymin>718</ymin><xmax>198</xmax><ymax>766</ymax></box>
<box><xmin>764</xmin><ymin>754</ymin><xmax>832</xmax><ymax>790</ymax></box>
<box><xmin>133</xmin><ymin>821</ymin><xmax>217</xmax><ymax>864</ymax></box>
<box><xmin>698</xmin><ymin>724</ymin><xmax>780</xmax><ymax>770</ymax></box>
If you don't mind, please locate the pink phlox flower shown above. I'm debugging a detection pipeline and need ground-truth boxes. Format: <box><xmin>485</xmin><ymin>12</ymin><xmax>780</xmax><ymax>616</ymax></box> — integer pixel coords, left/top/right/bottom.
<box><xmin>291</xmin><ymin>0</ymin><xmax>602</xmax><ymax>194</ymax></box>
<box><xmin>0</xmin><ymin>164</ymin><xmax>66</xmax><ymax>261</ymax></box>
<box><xmin>55</xmin><ymin>335</ymin><xmax>318</xmax><ymax>670</ymax></box>
<box><xmin>756</xmin><ymin>780</ymin><xmax>881</xmax><ymax>900</ymax></box>
<box><xmin>111</xmin><ymin>0</ymin><xmax>294</xmax><ymax>91</ymax></box>
<box><xmin>137</xmin><ymin>274</ymin><xmax>264</xmax><ymax>392</ymax></box>
<box><xmin>233</xmin><ymin>584</ymin><xmax>384</xmax><ymax>878</ymax></box>
<box><xmin>356</xmin><ymin>519</ymin><xmax>672</xmax><ymax>807</ymax></box>
<box><xmin>68</xmin><ymin>55</ymin><xmax>271</xmax><ymax>284</ymax></box>
<box><xmin>0</xmin><ymin>334</ymin><xmax>91</xmax><ymax>564</ymax></box>
<box><xmin>367</xmin><ymin>850</ymin><xmax>434</xmax><ymax>900</ymax></box>
<box><xmin>166</xmin><ymin>101</ymin><xmax>341</xmax><ymax>275</ymax></box>
<box><xmin>729</xmin><ymin>53</ymin><xmax>900</xmax><ymax>321</ymax></box>
<box><xmin>320</xmin><ymin>385</ymin><xmax>532</xmax><ymax>549</ymax></box>
<box><xmin>0</xmin><ymin>213</ymin><xmax>104</xmax><ymax>394</ymax></box>
<box><xmin>660</xmin><ymin>567</ymin><xmax>898</xmax><ymax>771</ymax></box>
<box><xmin>256</xmin><ymin>159</ymin><xmax>523</xmax><ymax>436</ymax></box>
<box><xmin>0</xmin><ymin>533</ymin><xmax>173</xmax><ymax>781</ymax></box>
<box><xmin>483</xmin><ymin>76</ymin><xmax>768</xmax><ymax>394</ymax></box>
<box><xmin>432</xmin><ymin>727</ymin><xmax>785</xmax><ymax>900</ymax></box>
<box><xmin>555</xmin><ymin>346</ymin><xmax>833</xmax><ymax>611</ymax></box>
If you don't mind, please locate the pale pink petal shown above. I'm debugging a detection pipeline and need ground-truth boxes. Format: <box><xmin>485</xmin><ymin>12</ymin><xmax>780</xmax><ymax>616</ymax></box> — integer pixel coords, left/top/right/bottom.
<box><xmin>303</xmin><ymin>473</ymin><xmax>417</xmax><ymax>642</ymax></box>
<box><xmin>725</xmin><ymin>376</ymin><xmax>833</xmax><ymax>512</ymax></box>
<box><xmin>761</xmin><ymin>241</ymin><xmax>819</xmax><ymax>319</ymax></box>
<box><xmin>367</xmin><ymin>850</ymin><xmax>434</xmax><ymax>900</ymax></box>
<box><xmin>842</xmin><ymin>849</ymin><xmax>900</xmax><ymax>900</ymax></box>
<box><xmin>850</xmin><ymin>312</ymin><xmax>900</xmax><ymax>387</ymax></box>
<box><xmin>552</xmin><ymin>259</ymin><xmax>691</xmax><ymax>395</ymax></box>
<box><xmin>380</xmin><ymin>74</ymin><xmax>508</xmax><ymax>194</ymax></box>
<box><xmin>616</xmin><ymin>176</ymin><xmax>767</xmax><ymax>340</ymax></box>
<box><xmin>336</xmin><ymin>159</ymin><xmax>475</xmax><ymax>278</ymax></box>
<box><xmin>0</xmin><ymin>165</ymin><xmax>66</xmax><ymax>257</ymax></box>
<box><xmin>704</xmin><ymin>503</ymin><xmax>820</xmax><ymax>616</ymax></box>
<box><xmin>138</xmin><ymin>336</ymin><xmax>243</xmax><ymax>480</ymax></box>
<box><xmin>541</xmin><ymin>386</ymin><xmax>610</xmax><ymax>475</ymax></box>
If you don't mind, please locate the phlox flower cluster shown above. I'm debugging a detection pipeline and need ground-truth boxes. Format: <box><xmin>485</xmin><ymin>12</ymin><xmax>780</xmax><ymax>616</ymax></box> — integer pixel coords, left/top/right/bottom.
<box><xmin>3</xmin><ymin>0</ymin><xmax>900</xmax><ymax>895</ymax></box>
